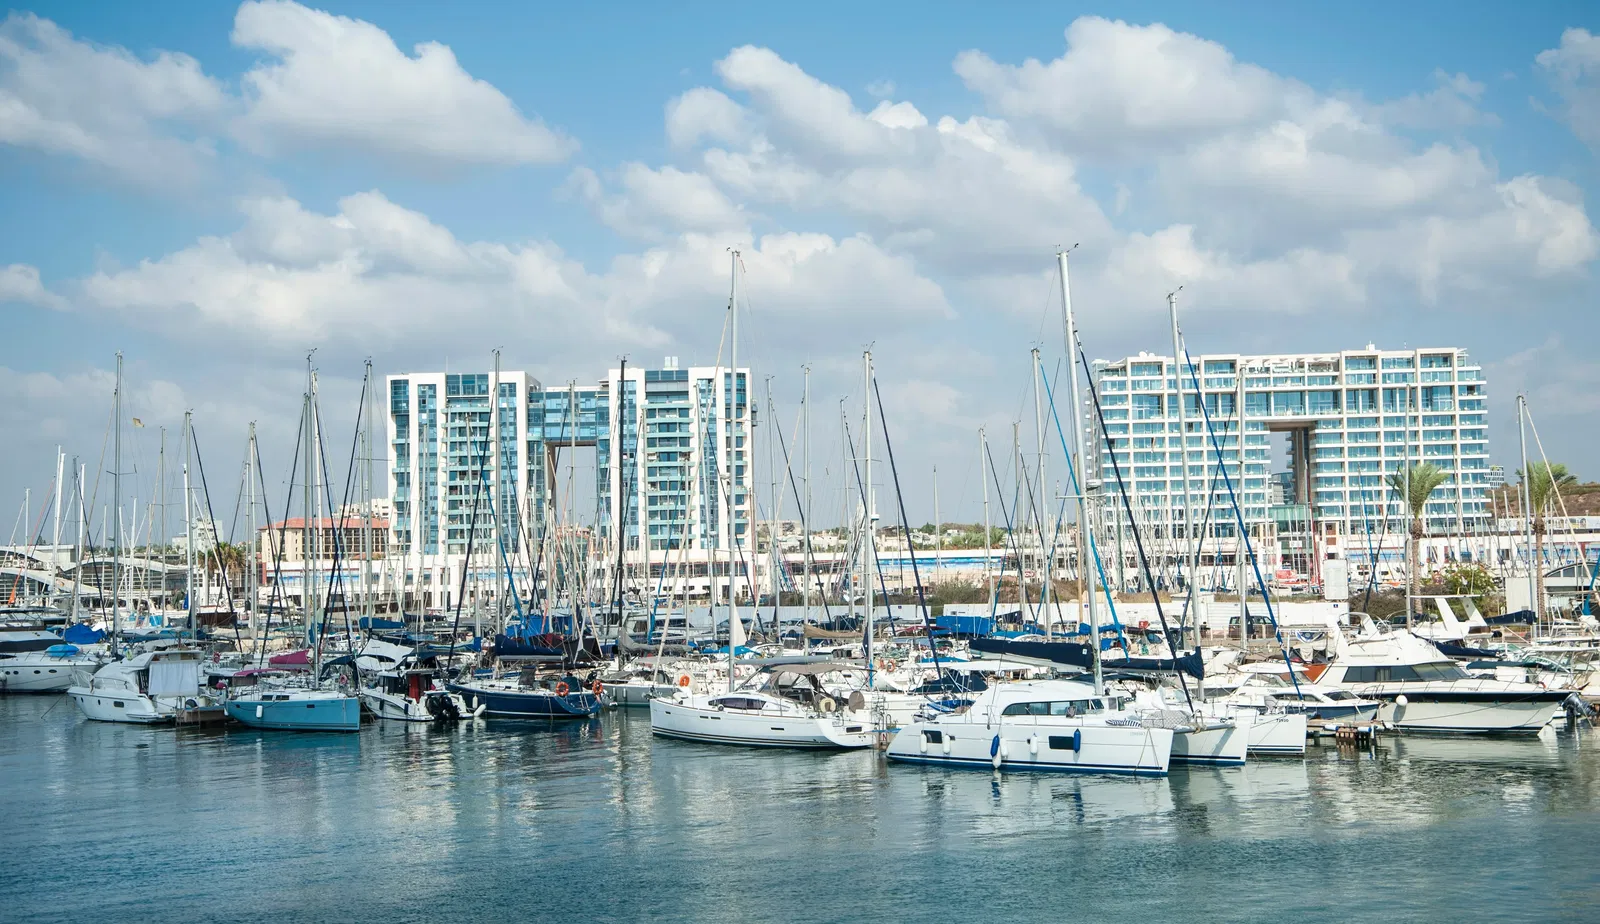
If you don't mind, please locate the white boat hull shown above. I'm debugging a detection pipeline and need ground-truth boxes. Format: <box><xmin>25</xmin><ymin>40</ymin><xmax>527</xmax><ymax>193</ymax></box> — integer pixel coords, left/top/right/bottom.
<box><xmin>360</xmin><ymin>689</ymin><xmax>478</xmax><ymax>722</ymax></box>
<box><xmin>649</xmin><ymin>697</ymin><xmax>873</xmax><ymax>749</ymax></box>
<box><xmin>2</xmin><ymin>657</ymin><xmax>97</xmax><ymax>693</ymax></box>
<box><xmin>887</xmin><ymin>719</ymin><xmax>1173</xmax><ymax>776</ymax></box>
<box><xmin>1171</xmin><ymin>714</ymin><xmax>1252</xmax><ymax>766</ymax></box>
<box><xmin>68</xmin><ymin>687</ymin><xmax>170</xmax><ymax>723</ymax></box>
<box><xmin>1378</xmin><ymin>696</ymin><xmax>1563</xmax><ymax>735</ymax></box>
<box><xmin>1246</xmin><ymin>711</ymin><xmax>1307</xmax><ymax>756</ymax></box>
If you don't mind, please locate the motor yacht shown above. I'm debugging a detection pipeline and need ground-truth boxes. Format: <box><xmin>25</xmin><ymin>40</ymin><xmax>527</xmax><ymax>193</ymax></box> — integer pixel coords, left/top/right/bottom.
<box><xmin>69</xmin><ymin>649</ymin><xmax>219</xmax><ymax>723</ymax></box>
<box><xmin>649</xmin><ymin>660</ymin><xmax>875</xmax><ymax>749</ymax></box>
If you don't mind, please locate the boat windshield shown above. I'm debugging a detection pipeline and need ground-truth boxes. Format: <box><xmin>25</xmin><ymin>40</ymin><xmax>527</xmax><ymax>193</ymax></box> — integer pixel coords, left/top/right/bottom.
<box><xmin>1000</xmin><ymin>698</ymin><xmax>1107</xmax><ymax>717</ymax></box>
<box><xmin>1342</xmin><ymin>662</ymin><xmax>1469</xmax><ymax>683</ymax></box>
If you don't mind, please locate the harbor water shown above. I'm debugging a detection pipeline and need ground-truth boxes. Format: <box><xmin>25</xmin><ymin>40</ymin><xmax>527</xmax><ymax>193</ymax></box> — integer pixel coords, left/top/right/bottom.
<box><xmin>4</xmin><ymin>696</ymin><xmax>1598</xmax><ymax>923</ymax></box>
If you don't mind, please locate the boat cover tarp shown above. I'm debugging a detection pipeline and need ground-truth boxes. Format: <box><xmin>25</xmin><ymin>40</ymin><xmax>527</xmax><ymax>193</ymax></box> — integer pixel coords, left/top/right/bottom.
<box><xmin>268</xmin><ymin>649</ymin><xmax>311</xmax><ymax>669</ymax></box>
<box><xmin>1484</xmin><ymin>609</ymin><xmax>1535</xmax><ymax>625</ymax></box>
<box><xmin>493</xmin><ymin>633</ymin><xmax>567</xmax><ymax>658</ymax></box>
<box><xmin>934</xmin><ymin>615</ymin><xmax>994</xmax><ymax>637</ymax></box>
<box><xmin>359</xmin><ymin>617</ymin><xmax>405</xmax><ymax>630</ymax></box>
<box><xmin>1434</xmin><ymin>640</ymin><xmax>1500</xmax><ymax>659</ymax></box>
<box><xmin>802</xmin><ymin>625</ymin><xmax>861</xmax><ymax>640</ymax></box>
<box><xmin>61</xmin><ymin>624</ymin><xmax>104</xmax><ymax>645</ymax></box>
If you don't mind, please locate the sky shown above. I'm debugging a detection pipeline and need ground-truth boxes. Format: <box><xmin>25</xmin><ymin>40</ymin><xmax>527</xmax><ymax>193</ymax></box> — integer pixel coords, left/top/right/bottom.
<box><xmin>2</xmin><ymin>1</ymin><xmax>1598</xmax><ymax>542</ymax></box>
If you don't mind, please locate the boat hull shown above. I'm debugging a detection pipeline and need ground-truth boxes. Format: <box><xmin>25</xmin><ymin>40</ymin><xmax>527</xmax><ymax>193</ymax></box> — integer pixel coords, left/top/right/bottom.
<box><xmin>602</xmin><ymin>680</ymin><xmax>679</xmax><ymax>707</ymax></box>
<box><xmin>448</xmin><ymin>683</ymin><xmax>602</xmax><ymax>719</ymax></box>
<box><xmin>225</xmin><ymin>696</ymin><xmax>362</xmax><ymax>731</ymax></box>
<box><xmin>886</xmin><ymin>720</ymin><xmax>1173</xmax><ymax>776</ymax></box>
<box><xmin>360</xmin><ymin>689</ymin><xmax>478</xmax><ymax>722</ymax></box>
<box><xmin>68</xmin><ymin>687</ymin><xmax>170</xmax><ymax>723</ymax></box>
<box><xmin>2</xmin><ymin>657</ymin><xmax>98</xmax><ymax>693</ymax></box>
<box><xmin>649</xmin><ymin>697</ymin><xmax>873</xmax><ymax>749</ymax></box>
<box><xmin>1246</xmin><ymin>711</ymin><xmax>1307</xmax><ymax>756</ymax></box>
<box><xmin>1375</xmin><ymin>693</ymin><xmax>1566</xmax><ymax>735</ymax></box>
<box><xmin>1171</xmin><ymin>714</ymin><xmax>1252</xmax><ymax>766</ymax></box>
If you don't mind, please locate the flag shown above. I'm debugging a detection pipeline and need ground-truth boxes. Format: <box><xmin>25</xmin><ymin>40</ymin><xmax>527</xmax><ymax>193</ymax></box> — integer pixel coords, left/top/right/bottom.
<box><xmin>132</xmin><ymin>418</ymin><xmax>144</xmax><ymax>427</ymax></box>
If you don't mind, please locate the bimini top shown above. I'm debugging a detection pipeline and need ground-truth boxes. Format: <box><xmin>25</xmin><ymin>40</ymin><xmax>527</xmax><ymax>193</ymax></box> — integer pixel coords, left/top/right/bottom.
<box><xmin>761</xmin><ymin>661</ymin><xmax>861</xmax><ymax>676</ymax></box>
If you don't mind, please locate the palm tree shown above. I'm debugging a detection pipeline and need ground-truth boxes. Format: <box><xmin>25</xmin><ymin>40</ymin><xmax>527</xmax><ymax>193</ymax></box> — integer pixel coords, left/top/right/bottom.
<box><xmin>1386</xmin><ymin>462</ymin><xmax>1449</xmax><ymax>627</ymax></box>
<box><xmin>1518</xmin><ymin>461</ymin><xmax>1577</xmax><ymax>621</ymax></box>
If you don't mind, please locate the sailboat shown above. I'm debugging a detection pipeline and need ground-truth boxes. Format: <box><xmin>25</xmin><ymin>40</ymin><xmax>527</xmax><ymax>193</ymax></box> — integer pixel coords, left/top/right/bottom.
<box><xmin>226</xmin><ymin>361</ymin><xmax>361</xmax><ymax>732</ymax></box>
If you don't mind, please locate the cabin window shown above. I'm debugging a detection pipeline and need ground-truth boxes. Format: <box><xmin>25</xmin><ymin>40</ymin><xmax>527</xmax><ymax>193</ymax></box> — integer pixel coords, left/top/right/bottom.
<box><xmin>922</xmin><ymin>730</ymin><xmax>943</xmax><ymax>744</ymax></box>
<box><xmin>1002</xmin><ymin>700</ymin><xmax>1100</xmax><ymax>717</ymax></box>
<box><xmin>1047</xmin><ymin>735</ymin><xmax>1079</xmax><ymax>751</ymax></box>
<box><xmin>712</xmin><ymin>697</ymin><xmax>764</xmax><ymax>711</ymax></box>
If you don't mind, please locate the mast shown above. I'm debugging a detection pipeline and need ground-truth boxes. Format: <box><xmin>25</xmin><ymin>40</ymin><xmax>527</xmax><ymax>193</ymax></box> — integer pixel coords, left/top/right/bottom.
<box><xmin>1236</xmin><ymin>367</ymin><xmax>1248</xmax><ymax>655</ymax></box>
<box><xmin>981</xmin><ymin>427</ymin><xmax>993</xmax><ymax>607</ymax></box>
<box><xmin>112</xmin><ymin>352</ymin><xmax>123</xmax><ymax>644</ymax></box>
<box><xmin>363</xmin><ymin>361</ymin><xmax>375</xmax><ymax>626</ymax></box>
<box><xmin>491</xmin><ymin>350</ymin><xmax>502</xmax><ymax>629</ymax></box>
<box><xmin>766</xmin><ymin>377</ymin><xmax>779</xmax><ymax>620</ymax></box>
<box><xmin>303</xmin><ymin>356</ymin><xmax>318</xmax><ymax>678</ymax></box>
<box><xmin>726</xmin><ymin>250</ymin><xmax>744</xmax><ymax>678</ymax></box>
<box><xmin>802</xmin><ymin>365</ymin><xmax>811</xmax><ymax>620</ymax></box>
<box><xmin>1057</xmin><ymin>249</ymin><xmax>1100</xmax><ymax>693</ymax></box>
<box><xmin>155</xmin><ymin>430</ymin><xmax>165</xmax><ymax>614</ymax></box>
<box><xmin>51</xmin><ymin>447</ymin><xmax>63</xmax><ymax>571</ymax></box>
<box><xmin>1032</xmin><ymin>347</ymin><xmax>1052</xmax><ymax>636</ymax></box>
<box><xmin>933</xmin><ymin>464</ymin><xmax>941</xmax><ymax>588</ymax></box>
<box><xmin>1518</xmin><ymin>394</ymin><xmax>1536</xmax><ymax>626</ymax></box>
<box><xmin>183</xmin><ymin>411</ymin><xmax>195</xmax><ymax>631</ymax></box>
<box><xmin>1168</xmin><ymin>289</ymin><xmax>1199</xmax><ymax>647</ymax></box>
<box><xmin>863</xmin><ymin>349</ymin><xmax>874</xmax><ymax>683</ymax></box>
<box><xmin>247</xmin><ymin>423</ymin><xmax>259</xmax><ymax>636</ymax></box>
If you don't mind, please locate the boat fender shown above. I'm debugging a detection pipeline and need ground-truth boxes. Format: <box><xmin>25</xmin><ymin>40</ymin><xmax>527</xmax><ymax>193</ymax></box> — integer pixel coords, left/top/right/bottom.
<box><xmin>919</xmin><ymin>735</ymin><xmax>929</xmax><ymax>755</ymax></box>
<box><xmin>990</xmin><ymin>735</ymin><xmax>1002</xmax><ymax>768</ymax></box>
<box><xmin>473</xmin><ymin>702</ymin><xmax>487</xmax><ymax>718</ymax></box>
<box><xmin>1395</xmin><ymin>694</ymin><xmax>1409</xmax><ymax>707</ymax></box>
<box><xmin>556</xmin><ymin>682</ymin><xmax>570</xmax><ymax>696</ymax></box>
<box><xmin>1028</xmin><ymin>736</ymin><xmax>1038</xmax><ymax>756</ymax></box>
<box><xmin>255</xmin><ymin>705</ymin><xmax>264</xmax><ymax>719</ymax></box>
<box><xmin>1072</xmin><ymin>729</ymin><xmax>1082</xmax><ymax>752</ymax></box>
<box><xmin>818</xmin><ymin>696</ymin><xmax>837</xmax><ymax>713</ymax></box>
<box><xmin>941</xmin><ymin>735</ymin><xmax>952</xmax><ymax>755</ymax></box>
<box><xmin>999</xmin><ymin>739</ymin><xmax>1010</xmax><ymax>761</ymax></box>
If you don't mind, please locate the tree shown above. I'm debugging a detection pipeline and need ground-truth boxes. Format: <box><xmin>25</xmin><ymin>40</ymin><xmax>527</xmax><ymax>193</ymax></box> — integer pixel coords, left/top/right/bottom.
<box><xmin>1386</xmin><ymin>462</ymin><xmax>1449</xmax><ymax>628</ymax></box>
<box><xmin>1518</xmin><ymin>461</ymin><xmax>1578</xmax><ymax>621</ymax></box>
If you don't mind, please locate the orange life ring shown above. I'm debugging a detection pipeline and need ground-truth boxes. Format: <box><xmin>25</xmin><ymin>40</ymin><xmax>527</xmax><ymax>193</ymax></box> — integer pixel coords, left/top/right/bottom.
<box><xmin>1138</xmin><ymin>620</ymin><xmax>1150</xmax><ymax>630</ymax></box>
<box><xmin>556</xmin><ymin>681</ymin><xmax>569</xmax><ymax>696</ymax></box>
<box><xmin>677</xmin><ymin>673</ymin><xmax>693</xmax><ymax>688</ymax></box>
<box><xmin>591</xmin><ymin>680</ymin><xmax>605</xmax><ymax>695</ymax></box>
<box><xmin>885</xmin><ymin>660</ymin><xmax>899</xmax><ymax>673</ymax></box>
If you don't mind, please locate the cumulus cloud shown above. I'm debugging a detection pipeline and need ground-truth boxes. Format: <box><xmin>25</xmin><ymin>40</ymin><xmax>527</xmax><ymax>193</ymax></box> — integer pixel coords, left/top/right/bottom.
<box><xmin>1537</xmin><ymin>27</ymin><xmax>1600</xmax><ymax>153</ymax></box>
<box><xmin>0</xmin><ymin>263</ymin><xmax>67</xmax><ymax>309</ymax></box>
<box><xmin>231</xmin><ymin>0</ymin><xmax>575</xmax><ymax>165</ymax></box>
<box><xmin>0</xmin><ymin>12</ymin><xmax>226</xmax><ymax>186</ymax></box>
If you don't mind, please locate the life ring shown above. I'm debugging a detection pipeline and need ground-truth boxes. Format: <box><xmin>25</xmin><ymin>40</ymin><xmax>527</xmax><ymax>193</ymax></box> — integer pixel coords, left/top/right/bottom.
<box><xmin>591</xmin><ymin>680</ymin><xmax>605</xmax><ymax>695</ymax></box>
<box><xmin>555</xmin><ymin>682</ymin><xmax>569</xmax><ymax>696</ymax></box>
<box><xmin>1138</xmin><ymin>620</ymin><xmax>1150</xmax><ymax>630</ymax></box>
<box><xmin>817</xmin><ymin>696</ymin><xmax>837</xmax><ymax>713</ymax></box>
<box><xmin>677</xmin><ymin>673</ymin><xmax>693</xmax><ymax>688</ymax></box>
<box><xmin>885</xmin><ymin>660</ymin><xmax>899</xmax><ymax>673</ymax></box>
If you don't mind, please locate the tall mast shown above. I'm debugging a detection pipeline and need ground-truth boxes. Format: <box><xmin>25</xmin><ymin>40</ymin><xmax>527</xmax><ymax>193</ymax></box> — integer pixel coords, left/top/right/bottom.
<box><xmin>980</xmin><ymin>427</ymin><xmax>993</xmax><ymax>607</ymax></box>
<box><xmin>1057</xmin><ymin>249</ymin><xmax>1100</xmax><ymax>692</ymax></box>
<box><xmin>841</xmin><ymin>400</ymin><xmax>852</xmax><ymax>622</ymax></box>
<box><xmin>1032</xmin><ymin>347</ymin><xmax>1052</xmax><ymax>636</ymax></box>
<box><xmin>726</xmin><ymin>250</ymin><xmax>743</xmax><ymax>677</ymax></box>
<box><xmin>491</xmin><ymin>350</ymin><xmax>502</xmax><ymax>627</ymax></box>
<box><xmin>303</xmin><ymin>355</ymin><xmax>317</xmax><ymax>671</ymax></box>
<box><xmin>863</xmin><ymin>349</ymin><xmax>874</xmax><ymax>683</ymax></box>
<box><xmin>933</xmin><ymin>463</ymin><xmax>941</xmax><ymax>588</ymax></box>
<box><xmin>363</xmin><ymin>361</ymin><xmax>375</xmax><ymax>626</ymax></box>
<box><xmin>155</xmin><ymin>429</ymin><xmax>165</xmax><ymax>613</ymax></box>
<box><xmin>70</xmin><ymin>460</ymin><xmax>84</xmax><ymax>624</ymax></box>
<box><xmin>112</xmin><ymin>352</ymin><xmax>123</xmax><ymax>644</ymax></box>
<box><xmin>51</xmin><ymin>447</ymin><xmax>63</xmax><ymax>568</ymax></box>
<box><xmin>183</xmin><ymin>411</ymin><xmax>195</xmax><ymax>631</ymax></box>
<box><xmin>1168</xmin><ymin>289</ymin><xmax>1198</xmax><ymax>646</ymax></box>
<box><xmin>1236</xmin><ymin>367</ymin><xmax>1248</xmax><ymax>655</ymax></box>
<box><xmin>1518</xmin><ymin>394</ymin><xmax>1536</xmax><ymax>626</ymax></box>
<box><xmin>247</xmin><ymin>424</ymin><xmax>258</xmax><ymax>636</ymax></box>
<box><xmin>802</xmin><ymin>365</ymin><xmax>811</xmax><ymax>619</ymax></box>
<box><xmin>766</xmin><ymin>377</ymin><xmax>778</xmax><ymax>617</ymax></box>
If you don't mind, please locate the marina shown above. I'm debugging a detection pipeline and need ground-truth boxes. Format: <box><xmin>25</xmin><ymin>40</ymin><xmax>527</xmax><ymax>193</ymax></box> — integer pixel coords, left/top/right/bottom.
<box><xmin>3</xmin><ymin>695</ymin><xmax>1598</xmax><ymax>924</ymax></box>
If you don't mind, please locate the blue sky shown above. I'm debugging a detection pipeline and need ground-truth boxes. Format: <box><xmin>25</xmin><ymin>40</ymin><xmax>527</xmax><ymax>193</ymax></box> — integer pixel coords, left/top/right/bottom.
<box><xmin>2</xmin><ymin>1</ymin><xmax>1598</xmax><ymax>536</ymax></box>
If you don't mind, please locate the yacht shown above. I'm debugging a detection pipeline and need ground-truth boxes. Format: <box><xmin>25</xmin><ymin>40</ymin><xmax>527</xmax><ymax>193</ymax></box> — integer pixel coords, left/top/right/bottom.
<box><xmin>69</xmin><ymin>649</ymin><xmax>219</xmax><ymax>723</ymax></box>
<box><xmin>0</xmin><ymin>629</ymin><xmax>104</xmax><ymax>693</ymax></box>
<box><xmin>1320</xmin><ymin>628</ymin><xmax>1572</xmax><ymax>734</ymax></box>
<box><xmin>649</xmin><ymin>661</ymin><xmax>875</xmax><ymax>749</ymax></box>
<box><xmin>886</xmin><ymin>679</ymin><xmax>1174</xmax><ymax>775</ymax></box>
<box><xmin>224</xmin><ymin>676</ymin><xmax>362</xmax><ymax>732</ymax></box>
<box><xmin>360</xmin><ymin>667</ymin><xmax>479</xmax><ymax>722</ymax></box>
<box><xmin>448</xmin><ymin>670</ymin><xmax>605</xmax><ymax>719</ymax></box>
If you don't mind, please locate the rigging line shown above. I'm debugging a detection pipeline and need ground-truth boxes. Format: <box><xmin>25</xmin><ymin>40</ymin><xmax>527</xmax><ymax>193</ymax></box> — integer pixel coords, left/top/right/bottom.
<box><xmin>1182</xmin><ymin>346</ymin><xmax>1301</xmax><ymax>697</ymax></box>
<box><xmin>1527</xmin><ymin>408</ymin><xmax>1592</xmax><ymax>587</ymax></box>
<box><xmin>1038</xmin><ymin>367</ymin><xmax>1127</xmax><ymax>645</ymax></box>
<box><xmin>257</xmin><ymin>405</ymin><xmax>302</xmax><ymax>666</ymax></box>
<box><xmin>311</xmin><ymin>392</ymin><xmax>362</xmax><ymax>661</ymax></box>
<box><xmin>1013</xmin><ymin>427</ymin><xmax>1049</xmax><ymax>623</ymax></box>
<box><xmin>769</xmin><ymin>384</ymin><xmax>834</xmax><ymax>622</ymax></box>
<box><xmin>842</xmin><ymin>418</ymin><xmax>898</xmax><ymax>628</ymax></box>
<box><xmin>982</xmin><ymin>440</ymin><xmax>1029</xmax><ymax>625</ymax></box>
<box><xmin>447</xmin><ymin>403</ymin><xmax>491</xmax><ymax>667</ymax></box>
<box><xmin>1077</xmin><ymin>343</ymin><xmax>1195</xmax><ymax>708</ymax></box>
<box><xmin>189</xmin><ymin>422</ymin><xmax>243</xmax><ymax>651</ymax></box>
<box><xmin>872</xmin><ymin>378</ymin><xmax>943</xmax><ymax>675</ymax></box>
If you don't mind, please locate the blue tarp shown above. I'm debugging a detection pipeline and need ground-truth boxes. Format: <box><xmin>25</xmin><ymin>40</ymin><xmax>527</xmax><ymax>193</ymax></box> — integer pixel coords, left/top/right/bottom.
<box><xmin>61</xmin><ymin>624</ymin><xmax>105</xmax><ymax>644</ymax></box>
<box><xmin>359</xmin><ymin>617</ymin><xmax>405</xmax><ymax>630</ymax></box>
<box><xmin>935</xmin><ymin>614</ymin><xmax>994</xmax><ymax>637</ymax></box>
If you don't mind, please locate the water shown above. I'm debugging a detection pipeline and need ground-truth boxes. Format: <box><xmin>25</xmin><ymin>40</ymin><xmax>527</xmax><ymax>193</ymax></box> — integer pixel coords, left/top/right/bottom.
<box><xmin>4</xmin><ymin>697</ymin><xmax>1599</xmax><ymax>924</ymax></box>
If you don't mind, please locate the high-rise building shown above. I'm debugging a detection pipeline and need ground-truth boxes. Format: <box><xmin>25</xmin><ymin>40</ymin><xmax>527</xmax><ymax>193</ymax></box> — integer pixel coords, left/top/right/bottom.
<box><xmin>1088</xmin><ymin>346</ymin><xmax>1490</xmax><ymax>581</ymax></box>
<box><xmin>385</xmin><ymin>360</ymin><xmax>753</xmax><ymax>605</ymax></box>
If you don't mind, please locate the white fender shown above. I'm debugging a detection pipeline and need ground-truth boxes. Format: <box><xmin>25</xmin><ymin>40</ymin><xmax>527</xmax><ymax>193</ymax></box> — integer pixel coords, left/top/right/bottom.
<box><xmin>919</xmin><ymin>735</ymin><xmax>929</xmax><ymax>755</ymax></box>
<box><xmin>1028</xmin><ymin>736</ymin><xmax>1038</xmax><ymax>756</ymax></box>
<box><xmin>941</xmin><ymin>736</ymin><xmax>951</xmax><ymax>756</ymax></box>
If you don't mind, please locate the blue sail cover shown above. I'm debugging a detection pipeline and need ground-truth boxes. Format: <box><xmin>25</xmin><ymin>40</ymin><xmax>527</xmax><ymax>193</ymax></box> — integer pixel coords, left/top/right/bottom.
<box><xmin>61</xmin><ymin>624</ymin><xmax>105</xmax><ymax>644</ymax></box>
<box><xmin>359</xmin><ymin>617</ymin><xmax>405</xmax><ymax>630</ymax></box>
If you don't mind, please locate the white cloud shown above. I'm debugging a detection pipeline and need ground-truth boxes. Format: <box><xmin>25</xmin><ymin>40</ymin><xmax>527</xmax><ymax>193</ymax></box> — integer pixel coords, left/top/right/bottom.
<box><xmin>955</xmin><ymin>17</ymin><xmax>1296</xmax><ymax>150</ymax></box>
<box><xmin>665</xmin><ymin>87</ymin><xmax>748</xmax><ymax>149</ymax></box>
<box><xmin>232</xmin><ymin>0</ymin><xmax>574</xmax><ymax>165</ymax></box>
<box><xmin>1537</xmin><ymin>27</ymin><xmax>1600</xmax><ymax>152</ymax></box>
<box><xmin>571</xmin><ymin>163</ymin><xmax>748</xmax><ymax>239</ymax></box>
<box><xmin>0</xmin><ymin>12</ymin><xmax>225</xmax><ymax>185</ymax></box>
<box><xmin>0</xmin><ymin>263</ymin><xmax>67</xmax><ymax>309</ymax></box>
<box><xmin>1373</xmin><ymin>70</ymin><xmax>1497</xmax><ymax>130</ymax></box>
